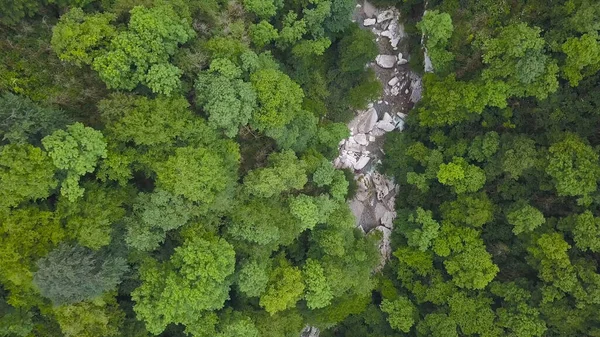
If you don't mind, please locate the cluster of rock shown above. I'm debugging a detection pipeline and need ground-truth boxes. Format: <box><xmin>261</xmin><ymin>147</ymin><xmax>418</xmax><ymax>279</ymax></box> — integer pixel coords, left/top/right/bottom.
<box><xmin>361</xmin><ymin>4</ymin><xmax>408</xmax><ymax>65</ymax></box>
<box><xmin>333</xmin><ymin>105</ymin><xmax>405</xmax><ymax>171</ymax></box>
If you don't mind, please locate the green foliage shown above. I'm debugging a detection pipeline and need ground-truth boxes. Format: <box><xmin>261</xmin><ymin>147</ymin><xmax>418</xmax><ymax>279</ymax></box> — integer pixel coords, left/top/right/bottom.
<box><xmin>380</xmin><ymin>297</ymin><xmax>417</xmax><ymax>333</ymax></box>
<box><xmin>33</xmin><ymin>243</ymin><xmax>128</xmax><ymax>305</ymax></box>
<box><xmin>561</xmin><ymin>33</ymin><xmax>600</xmax><ymax>86</ymax></box>
<box><xmin>125</xmin><ymin>189</ymin><xmax>192</xmax><ymax>251</ymax></box>
<box><xmin>0</xmin><ymin>144</ymin><xmax>57</xmax><ymax>208</ymax></box>
<box><xmin>196</xmin><ymin>72</ymin><xmax>257</xmax><ymax>137</ymax></box>
<box><xmin>244</xmin><ymin>150</ymin><xmax>307</xmax><ymax>198</ymax></box>
<box><xmin>0</xmin><ymin>93</ymin><xmax>69</xmax><ymax>145</ymax></box>
<box><xmin>42</xmin><ymin>123</ymin><xmax>107</xmax><ymax>201</ymax></box>
<box><xmin>440</xmin><ymin>193</ymin><xmax>494</xmax><ymax>228</ymax></box>
<box><xmin>399</xmin><ymin>207</ymin><xmax>440</xmax><ymax>251</ymax></box>
<box><xmin>99</xmin><ymin>94</ymin><xmax>192</xmax><ymax>147</ymax></box>
<box><xmin>52</xmin><ymin>296</ymin><xmax>124</xmax><ymax>337</ymax></box>
<box><xmin>437</xmin><ymin>157</ymin><xmax>486</xmax><ymax>194</ymax></box>
<box><xmin>155</xmin><ymin>145</ymin><xmax>239</xmax><ymax>204</ymax></box>
<box><xmin>303</xmin><ymin>259</ymin><xmax>333</xmax><ymax>309</ymax></box>
<box><xmin>250</xmin><ymin>21</ymin><xmax>279</xmax><ymax>48</ymax></box>
<box><xmin>57</xmin><ymin>182</ymin><xmax>127</xmax><ymax>249</ymax></box>
<box><xmin>51</xmin><ymin>8</ymin><xmax>117</xmax><ymax>66</ymax></box>
<box><xmin>338</xmin><ymin>25</ymin><xmax>378</xmax><ymax>73</ymax></box>
<box><xmin>250</xmin><ymin>68</ymin><xmax>305</xmax><ymax>132</ymax></box>
<box><xmin>546</xmin><ymin>133</ymin><xmax>599</xmax><ymax>198</ymax></box>
<box><xmin>572</xmin><ymin>211</ymin><xmax>600</xmax><ymax>252</ymax></box>
<box><xmin>259</xmin><ymin>259</ymin><xmax>305</xmax><ymax>315</ymax></box>
<box><xmin>416</xmin><ymin>313</ymin><xmax>458</xmax><ymax>337</ymax></box>
<box><xmin>53</xmin><ymin>5</ymin><xmax>195</xmax><ymax>95</ymax></box>
<box><xmin>482</xmin><ymin>23</ymin><xmax>559</xmax><ymax>99</ymax></box>
<box><xmin>506</xmin><ymin>201</ymin><xmax>545</xmax><ymax>235</ymax></box>
<box><xmin>132</xmin><ymin>236</ymin><xmax>236</xmax><ymax>334</ymax></box>
<box><xmin>417</xmin><ymin>10</ymin><xmax>454</xmax><ymax>71</ymax></box>
<box><xmin>237</xmin><ymin>260</ymin><xmax>270</xmax><ymax>297</ymax></box>
<box><xmin>243</xmin><ymin>0</ymin><xmax>278</xmax><ymax>19</ymax></box>
<box><xmin>0</xmin><ymin>207</ymin><xmax>65</xmax><ymax>306</ymax></box>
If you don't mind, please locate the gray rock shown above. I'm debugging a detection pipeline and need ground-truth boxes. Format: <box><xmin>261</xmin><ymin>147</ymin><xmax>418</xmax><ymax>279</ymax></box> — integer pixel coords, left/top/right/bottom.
<box><xmin>354</xmin><ymin>156</ymin><xmax>371</xmax><ymax>170</ymax></box>
<box><xmin>376</xmin><ymin>55</ymin><xmax>397</xmax><ymax>68</ymax></box>
<box><xmin>363</xmin><ymin>18</ymin><xmax>376</xmax><ymax>26</ymax></box>
<box><xmin>350</xmin><ymin>199</ymin><xmax>366</xmax><ymax>227</ymax></box>
<box><xmin>381</xmin><ymin>211</ymin><xmax>396</xmax><ymax>228</ymax></box>
<box><xmin>377</xmin><ymin>9</ymin><xmax>395</xmax><ymax>23</ymax></box>
<box><xmin>387</xmin><ymin>76</ymin><xmax>399</xmax><ymax>86</ymax></box>
<box><xmin>374</xmin><ymin>203</ymin><xmax>388</xmax><ymax>221</ymax></box>
<box><xmin>362</xmin><ymin>0</ymin><xmax>377</xmax><ymax>18</ymax></box>
<box><xmin>424</xmin><ymin>49</ymin><xmax>433</xmax><ymax>72</ymax></box>
<box><xmin>376</xmin><ymin>121</ymin><xmax>395</xmax><ymax>132</ymax></box>
<box><xmin>354</xmin><ymin>133</ymin><xmax>368</xmax><ymax>146</ymax></box>
<box><xmin>301</xmin><ymin>326</ymin><xmax>320</xmax><ymax>337</ymax></box>
<box><xmin>357</xmin><ymin>108</ymin><xmax>378</xmax><ymax>133</ymax></box>
<box><xmin>382</xmin><ymin>113</ymin><xmax>393</xmax><ymax>123</ymax></box>
<box><xmin>373</xmin><ymin>225</ymin><xmax>392</xmax><ymax>271</ymax></box>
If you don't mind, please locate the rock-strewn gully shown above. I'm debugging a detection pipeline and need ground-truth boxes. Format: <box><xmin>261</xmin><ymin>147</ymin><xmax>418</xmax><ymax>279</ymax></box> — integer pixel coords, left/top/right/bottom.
<box><xmin>334</xmin><ymin>1</ymin><xmax>421</xmax><ymax>269</ymax></box>
<box><xmin>301</xmin><ymin>3</ymin><xmax>422</xmax><ymax>336</ymax></box>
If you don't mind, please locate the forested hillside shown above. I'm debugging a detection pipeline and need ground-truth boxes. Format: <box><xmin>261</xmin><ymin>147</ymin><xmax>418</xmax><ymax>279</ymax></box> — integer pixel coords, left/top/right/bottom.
<box><xmin>327</xmin><ymin>0</ymin><xmax>600</xmax><ymax>336</ymax></box>
<box><xmin>1</xmin><ymin>0</ymin><xmax>600</xmax><ymax>336</ymax></box>
<box><xmin>0</xmin><ymin>0</ymin><xmax>381</xmax><ymax>335</ymax></box>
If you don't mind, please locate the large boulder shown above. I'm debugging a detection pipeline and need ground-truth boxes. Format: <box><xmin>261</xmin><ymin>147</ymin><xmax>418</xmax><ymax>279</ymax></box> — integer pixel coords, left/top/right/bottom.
<box><xmin>363</xmin><ymin>18</ymin><xmax>376</xmax><ymax>26</ymax></box>
<box><xmin>363</xmin><ymin>0</ymin><xmax>377</xmax><ymax>18</ymax></box>
<box><xmin>357</xmin><ymin>108</ymin><xmax>378</xmax><ymax>133</ymax></box>
<box><xmin>376</xmin><ymin>55</ymin><xmax>397</xmax><ymax>69</ymax></box>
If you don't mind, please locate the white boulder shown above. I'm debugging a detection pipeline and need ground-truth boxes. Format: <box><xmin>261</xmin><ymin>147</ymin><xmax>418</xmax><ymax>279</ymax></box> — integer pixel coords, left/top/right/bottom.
<box><xmin>354</xmin><ymin>156</ymin><xmax>371</xmax><ymax>170</ymax></box>
<box><xmin>357</xmin><ymin>107</ymin><xmax>378</xmax><ymax>133</ymax></box>
<box><xmin>363</xmin><ymin>18</ymin><xmax>376</xmax><ymax>26</ymax></box>
<box><xmin>376</xmin><ymin>55</ymin><xmax>397</xmax><ymax>69</ymax></box>
<box><xmin>376</xmin><ymin>121</ymin><xmax>395</xmax><ymax>132</ymax></box>
<box><xmin>377</xmin><ymin>9</ymin><xmax>395</xmax><ymax>23</ymax></box>
<box><xmin>354</xmin><ymin>133</ymin><xmax>368</xmax><ymax>146</ymax></box>
<box><xmin>388</xmin><ymin>76</ymin><xmax>399</xmax><ymax>86</ymax></box>
<box><xmin>363</xmin><ymin>0</ymin><xmax>377</xmax><ymax>18</ymax></box>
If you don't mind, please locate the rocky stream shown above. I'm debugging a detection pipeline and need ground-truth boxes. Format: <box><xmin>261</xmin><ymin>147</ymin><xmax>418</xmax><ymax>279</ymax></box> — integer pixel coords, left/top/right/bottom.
<box><xmin>301</xmin><ymin>2</ymin><xmax>424</xmax><ymax>336</ymax></box>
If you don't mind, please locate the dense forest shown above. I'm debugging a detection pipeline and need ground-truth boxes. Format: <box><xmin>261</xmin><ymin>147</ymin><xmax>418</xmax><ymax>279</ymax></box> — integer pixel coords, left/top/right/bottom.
<box><xmin>1</xmin><ymin>0</ymin><xmax>600</xmax><ymax>336</ymax></box>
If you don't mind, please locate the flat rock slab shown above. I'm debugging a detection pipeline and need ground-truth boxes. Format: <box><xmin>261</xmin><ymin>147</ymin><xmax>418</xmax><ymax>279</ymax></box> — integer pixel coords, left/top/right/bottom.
<box><xmin>363</xmin><ymin>0</ymin><xmax>377</xmax><ymax>18</ymax></box>
<box><xmin>376</xmin><ymin>55</ymin><xmax>397</xmax><ymax>68</ymax></box>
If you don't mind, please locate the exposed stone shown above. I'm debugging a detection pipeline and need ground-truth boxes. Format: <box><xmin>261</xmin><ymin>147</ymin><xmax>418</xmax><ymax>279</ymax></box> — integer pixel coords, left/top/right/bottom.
<box><xmin>374</xmin><ymin>203</ymin><xmax>387</xmax><ymax>221</ymax></box>
<box><xmin>376</xmin><ymin>120</ymin><xmax>395</xmax><ymax>132</ymax></box>
<box><xmin>397</xmin><ymin>58</ymin><xmax>408</xmax><ymax>65</ymax></box>
<box><xmin>369</xmin><ymin>135</ymin><xmax>376</xmax><ymax>142</ymax></box>
<box><xmin>373</xmin><ymin>225</ymin><xmax>392</xmax><ymax>271</ymax></box>
<box><xmin>357</xmin><ymin>108</ymin><xmax>378</xmax><ymax>134</ymax></box>
<box><xmin>397</xmin><ymin>112</ymin><xmax>407</xmax><ymax>119</ymax></box>
<box><xmin>350</xmin><ymin>199</ymin><xmax>365</xmax><ymax>227</ymax></box>
<box><xmin>409</xmin><ymin>72</ymin><xmax>423</xmax><ymax>103</ymax></box>
<box><xmin>354</xmin><ymin>133</ymin><xmax>368</xmax><ymax>146</ymax></box>
<box><xmin>376</xmin><ymin>55</ymin><xmax>397</xmax><ymax>68</ymax></box>
<box><xmin>363</xmin><ymin>18</ymin><xmax>376</xmax><ymax>26</ymax></box>
<box><xmin>424</xmin><ymin>48</ymin><xmax>433</xmax><ymax>72</ymax></box>
<box><xmin>363</xmin><ymin>0</ymin><xmax>377</xmax><ymax>18</ymax></box>
<box><xmin>377</xmin><ymin>9</ymin><xmax>395</xmax><ymax>23</ymax></box>
<box><xmin>388</xmin><ymin>76</ymin><xmax>399</xmax><ymax>86</ymax></box>
<box><xmin>354</xmin><ymin>156</ymin><xmax>371</xmax><ymax>170</ymax></box>
<box><xmin>382</xmin><ymin>112</ymin><xmax>393</xmax><ymax>123</ymax></box>
<box><xmin>381</xmin><ymin>211</ymin><xmax>396</xmax><ymax>228</ymax></box>
<box><xmin>301</xmin><ymin>326</ymin><xmax>320</xmax><ymax>337</ymax></box>
<box><xmin>391</xmin><ymin>86</ymin><xmax>400</xmax><ymax>96</ymax></box>
<box><xmin>345</xmin><ymin>140</ymin><xmax>361</xmax><ymax>153</ymax></box>
<box><xmin>370</xmin><ymin>127</ymin><xmax>386</xmax><ymax>137</ymax></box>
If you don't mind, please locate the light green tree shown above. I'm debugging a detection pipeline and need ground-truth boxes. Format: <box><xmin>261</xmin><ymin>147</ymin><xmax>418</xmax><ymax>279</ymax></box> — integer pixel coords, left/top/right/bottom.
<box><xmin>42</xmin><ymin>123</ymin><xmax>107</xmax><ymax>201</ymax></box>
<box><xmin>0</xmin><ymin>144</ymin><xmax>57</xmax><ymax>208</ymax></box>
<box><xmin>132</xmin><ymin>236</ymin><xmax>236</xmax><ymax>334</ymax></box>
